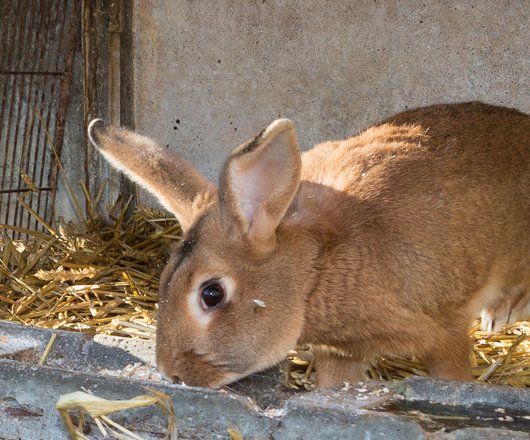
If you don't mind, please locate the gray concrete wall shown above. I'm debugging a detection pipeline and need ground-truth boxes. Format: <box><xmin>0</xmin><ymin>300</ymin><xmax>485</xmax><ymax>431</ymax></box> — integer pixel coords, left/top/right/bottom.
<box><xmin>132</xmin><ymin>0</ymin><xmax>529</xmax><ymax>192</ymax></box>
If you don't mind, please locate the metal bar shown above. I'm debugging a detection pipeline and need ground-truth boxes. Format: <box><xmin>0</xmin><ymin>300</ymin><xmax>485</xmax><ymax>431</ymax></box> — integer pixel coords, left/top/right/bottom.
<box><xmin>48</xmin><ymin>0</ymin><xmax>81</xmax><ymax>221</ymax></box>
<box><xmin>34</xmin><ymin>0</ymin><xmax>63</xmax><ymax>229</ymax></box>
<box><xmin>1</xmin><ymin>0</ymin><xmax>29</xmax><ymax>228</ymax></box>
<box><xmin>119</xmin><ymin>0</ymin><xmax>138</xmax><ymax>216</ymax></box>
<box><xmin>24</xmin><ymin>0</ymin><xmax>52</xmax><ymax>233</ymax></box>
<box><xmin>40</xmin><ymin>0</ymin><xmax>69</xmax><ymax>225</ymax></box>
<box><xmin>0</xmin><ymin>0</ymin><xmax>18</xmax><ymax>191</ymax></box>
<box><xmin>0</xmin><ymin>0</ymin><xmax>17</xmax><ymax>71</ymax></box>
<box><xmin>0</xmin><ymin>1</ymin><xmax>15</xmax><ymax>124</ymax></box>
<box><xmin>0</xmin><ymin>0</ymin><xmax>16</xmax><ymax>230</ymax></box>
<box><xmin>0</xmin><ymin>1</ymin><xmax>9</xmax><ymax>68</ymax></box>
<box><xmin>0</xmin><ymin>188</ymin><xmax>53</xmax><ymax>194</ymax></box>
<box><xmin>18</xmin><ymin>0</ymin><xmax>44</xmax><ymax>236</ymax></box>
<box><xmin>6</xmin><ymin>0</ymin><xmax>34</xmax><ymax>235</ymax></box>
<box><xmin>0</xmin><ymin>71</ymin><xmax>65</xmax><ymax>76</ymax></box>
<box><xmin>11</xmin><ymin>0</ymin><xmax>40</xmax><ymax>238</ymax></box>
<box><xmin>81</xmin><ymin>0</ymin><xmax>92</xmax><ymax>201</ymax></box>
<box><xmin>24</xmin><ymin>0</ymin><xmax>60</xmax><ymax>233</ymax></box>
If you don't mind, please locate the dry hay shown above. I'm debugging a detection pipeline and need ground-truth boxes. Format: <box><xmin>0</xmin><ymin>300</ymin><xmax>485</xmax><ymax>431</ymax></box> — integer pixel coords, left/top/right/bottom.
<box><xmin>0</xmin><ymin>195</ymin><xmax>178</xmax><ymax>338</ymax></box>
<box><xmin>0</xmin><ymin>191</ymin><xmax>528</xmax><ymax>389</ymax></box>
<box><xmin>56</xmin><ymin>388</ymin><xmax>178</xmax><ymax>439</ymax></box>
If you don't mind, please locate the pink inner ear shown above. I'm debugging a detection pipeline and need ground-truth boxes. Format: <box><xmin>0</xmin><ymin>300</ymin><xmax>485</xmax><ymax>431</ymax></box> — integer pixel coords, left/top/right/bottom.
<box><xmin>224</xmin><ymin>122</ymin><xmax>301</xmax><ymax>243</ymax></box>
<box><xmin>230</xmin><ymin>145</ymin><xmax>285</xmax><ymax>228</ymax></box>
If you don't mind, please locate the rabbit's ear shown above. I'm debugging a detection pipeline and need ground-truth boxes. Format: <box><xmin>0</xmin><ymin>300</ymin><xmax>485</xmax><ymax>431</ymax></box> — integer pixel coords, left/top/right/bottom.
<box><xmin>220</xmin><ymin>119</ymin><xmax>301</xmax><ymax>251</ymax></box>
<box><xmin>88</xmin><ymin>119</ymin><xmax>215</xmax><ymax>230</ymax></box>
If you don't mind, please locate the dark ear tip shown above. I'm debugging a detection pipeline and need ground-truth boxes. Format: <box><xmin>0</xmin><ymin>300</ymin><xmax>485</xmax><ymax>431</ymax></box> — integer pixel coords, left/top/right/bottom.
<box><xmin>87</xmin><ymin>119</ymin><xmax>107</xmax><ymax>146</ymax></box>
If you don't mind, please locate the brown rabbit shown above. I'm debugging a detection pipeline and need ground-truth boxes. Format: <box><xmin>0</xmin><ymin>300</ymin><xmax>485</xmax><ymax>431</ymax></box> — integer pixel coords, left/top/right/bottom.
<box><xmin>88</xmin><ymin>102</ymin><xmax>529</xmax><ymax>389</ymax></box>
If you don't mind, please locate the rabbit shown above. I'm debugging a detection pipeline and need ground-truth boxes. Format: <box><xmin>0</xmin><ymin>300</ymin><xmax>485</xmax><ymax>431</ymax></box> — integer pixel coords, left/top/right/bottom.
<box><xmin>88</xmin><ymin>101</ymin><xmax>529</xmax><ymax>389</ymax></box>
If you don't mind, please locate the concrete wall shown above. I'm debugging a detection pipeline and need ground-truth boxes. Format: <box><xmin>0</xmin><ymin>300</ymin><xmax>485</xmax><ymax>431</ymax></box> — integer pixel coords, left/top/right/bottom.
<box><xmin>132</xmin><ymin>0</ymin><xmax>529</xmax><ymax>190</ymax></box>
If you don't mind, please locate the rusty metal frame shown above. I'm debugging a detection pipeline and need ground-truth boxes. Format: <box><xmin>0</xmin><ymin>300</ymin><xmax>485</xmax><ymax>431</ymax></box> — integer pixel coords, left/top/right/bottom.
<box><xmin>0</xmin><ymin>0</ymin><xmax>134</xmax><ymax>235</ymax></box>
<box><xmin>81</xmin><ymin>0</ymin><xmax>136</xmax><ymax>216</ymax></box>
<box><xmin>0</xmin><ymin>0</ymin><xmax>81</xmax><ymax>236</ymax></box>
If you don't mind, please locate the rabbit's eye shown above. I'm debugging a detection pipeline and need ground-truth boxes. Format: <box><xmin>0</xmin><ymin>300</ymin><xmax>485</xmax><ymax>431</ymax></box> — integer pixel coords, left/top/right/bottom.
<box><xmin>200</xmin><ymin>282</ymin><xmax>225</xmax><ymax>309</ymax></box>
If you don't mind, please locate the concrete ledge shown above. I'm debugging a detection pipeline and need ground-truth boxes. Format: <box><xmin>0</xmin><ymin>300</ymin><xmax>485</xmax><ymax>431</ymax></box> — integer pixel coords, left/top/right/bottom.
<box><xmin>274</xmin><ymin>390</ymin><xmax>426</xmax><ymax>440</ymax></box>
<box><xmin>433</xmin><ymin>427</ymin><xmax>530</xmax><ymax>440</ymax></box>
<box><xmin>400</xmin><ymin>376</ymin><xmax>530</xmax><ymax>414</ymax></box>
<box><xmin>0</xmin><ymin>321</ymin><xmax>528</xmax><ymax>439</ymax></box>
<box><xmin>0</xmin><ymin>359</ymin><xmax>273</xmax><ymax>439</ymax></box>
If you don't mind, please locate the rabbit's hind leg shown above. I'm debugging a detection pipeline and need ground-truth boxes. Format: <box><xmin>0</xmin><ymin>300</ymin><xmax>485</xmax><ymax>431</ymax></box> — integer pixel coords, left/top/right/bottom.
<box><xmin>422</xmin><ymin>322</ymin><xmax>473</xmax><ymax>381</ymax></box>
<box><xmin>313</xmin><ymin>346</ymin><xmax>368</xmax><ymax>389</ymax></box>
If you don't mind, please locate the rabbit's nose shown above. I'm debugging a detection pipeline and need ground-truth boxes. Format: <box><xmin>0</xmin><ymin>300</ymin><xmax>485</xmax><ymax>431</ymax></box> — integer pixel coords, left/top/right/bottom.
<box><xmin>158</xmin><ymin>368</ymin><xmax>182</xmax><ymax>384</ymax></box>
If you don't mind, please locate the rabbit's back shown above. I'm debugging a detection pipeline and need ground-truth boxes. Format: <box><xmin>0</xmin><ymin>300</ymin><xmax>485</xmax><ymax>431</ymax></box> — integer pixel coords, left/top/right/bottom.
<box><xmin>299</xmin><ymin>101</ymin><xmax>529</xmax><ymax>319</ymax></box>
<box><xmin>302</xmin><ymin>101</ymin><xmax>529</xmax><ymax>201</ymax></box>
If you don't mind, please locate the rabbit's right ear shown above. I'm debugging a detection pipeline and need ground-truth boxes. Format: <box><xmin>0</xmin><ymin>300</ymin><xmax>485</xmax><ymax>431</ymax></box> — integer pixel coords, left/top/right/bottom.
<box><xmin>219</xmin><ymin>119</ymin><xmax>301</xmax><ymax>253</ymax></box>
<box><xmin>88</xmin><ymin>120</ymin><xmax>215</xmax><ymax>230</ymax></box>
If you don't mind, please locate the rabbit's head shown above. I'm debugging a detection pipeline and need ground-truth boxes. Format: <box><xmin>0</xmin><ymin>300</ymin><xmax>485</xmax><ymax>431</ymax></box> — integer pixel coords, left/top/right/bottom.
<box><xmin>89</xmin><ymin>119</ymin><xmax>315</xmax><ymax>387</ymax></box>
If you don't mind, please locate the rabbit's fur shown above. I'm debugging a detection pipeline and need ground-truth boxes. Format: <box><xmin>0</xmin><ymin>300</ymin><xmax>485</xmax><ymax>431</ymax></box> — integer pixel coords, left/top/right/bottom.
<box><xmin>89</xmin><ymin>102</ymin><xmax>529</xmax><ymax>388</ymax></box>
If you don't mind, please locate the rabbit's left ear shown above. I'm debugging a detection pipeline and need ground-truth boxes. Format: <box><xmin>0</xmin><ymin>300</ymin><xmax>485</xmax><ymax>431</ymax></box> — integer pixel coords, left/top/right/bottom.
<box><xmin>219</xmin><ymin>119</ymin><xmax>301</xmax><ymax>251</ymax></box>
<box><xmin>88</xmin><ymin>119</ymin><xmax>216</xmax><ymax>230</ymax></box>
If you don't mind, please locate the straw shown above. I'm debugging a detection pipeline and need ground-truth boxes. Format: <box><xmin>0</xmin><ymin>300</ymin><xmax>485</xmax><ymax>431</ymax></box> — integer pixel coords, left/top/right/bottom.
<box><xmin>0</xmin><ymin>190</ymin><xmax>180</xmax><ymax>338</ymax></box>
<box><xmin>56</xmin><ymin>389</ymin><xmax>178</xmax><ymax>440</ymax></box>
<box><xmin>39</xmin><ymin>333</ymin><xmax>57</xmax><ymax>365</ymax></box>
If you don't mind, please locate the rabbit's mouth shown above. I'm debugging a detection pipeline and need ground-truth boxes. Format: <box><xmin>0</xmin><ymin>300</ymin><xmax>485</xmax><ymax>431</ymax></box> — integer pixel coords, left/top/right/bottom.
<box><xmin>157</xmin><ymin>349</ymin><xmax>244</xmax><ymax>388</ymax></box>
